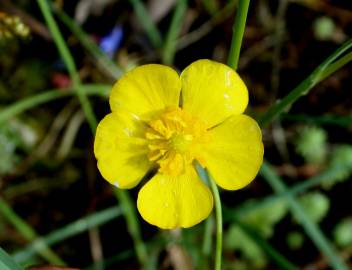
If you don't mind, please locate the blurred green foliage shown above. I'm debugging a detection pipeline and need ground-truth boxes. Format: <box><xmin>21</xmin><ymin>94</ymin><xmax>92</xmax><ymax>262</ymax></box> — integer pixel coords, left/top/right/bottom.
<box><xmin>334</xmin><ymin>218</ymin><xmax>352</xmax><ymax>247</ymax></box>
<box><xmin>295</xmin><ymin>125</ymin><xmax>327</xmax><ymax>165</ymax></box>
<box><xmin>0</xmin><ymin>0</ymin><xmax>352</xmax><ymax>269</ymax></box>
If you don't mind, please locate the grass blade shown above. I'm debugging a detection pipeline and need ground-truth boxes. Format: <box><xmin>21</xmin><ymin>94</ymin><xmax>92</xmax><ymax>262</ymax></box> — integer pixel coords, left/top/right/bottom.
<box><xmin>0</xmin><ymin>247</ymin><xmax>23</xmax><ymax>270</ymax></box>
<box><xmin>129</xmin><ymin>0</ymin><xmax>163</xmax><ymax>48</ymax></box>
<box><xmin>259</xmin><ymin>39</ymin><xmax>352</xmax><ymax>126</ymax></box>
<box><xmin>0</xmin><ymin>197</ymin><xmax>64</xmax><ymax>265</ymax></box>
<box><xmin>234</xmin><ymin>218</ymin><xmax>298</xmax><ymax>270</ymax></box>
<box><xmin>36</xmin><ymin>0</ymin><xmax>97</xmax><ymax>132</ymax></box>
<box><xmin>225</xmin><ymin>161</ymin><xmax>352</xmax><ymax>218</ymax></box>
<box><xmin>55</xmin><ymin>9</ymin><xmax>124</xmax><ymax>79</ymax></box>
<box><xmin>227</xmin><ymin>0</ymin><xmax>250</xmax><ymax>70</ymax></box>
<box><xmin>0</xmin><ymin>84</ymin><xmax>110</xmax><ymax>124</ymax></box>
<box><xmin>260</xmin><ymin>161</ymin><xmax>348</xmax><ymax>270</ymax></box>
<box><xmin>162</xmin><ymin>0</ymin><xmax>187</xmax><ymax>65</ymax></box>
<box><xmin>281</xmin><ymin>113</ymin><xmax>352</xmax><ymax>127</ymax></box>
<box><xmin>113</xmin><ymin>190</ymin><xmax>148</xmax><ymax>269</ymax></box>
<box><xmin>13</xmin><ymin>206</ymin><xmax>122</xmax><ymax>263</ymax></box>
<box><xmin>177</xmin><ymin>0</ymin><xmax>236</xmax><ymax>51</ymax></box>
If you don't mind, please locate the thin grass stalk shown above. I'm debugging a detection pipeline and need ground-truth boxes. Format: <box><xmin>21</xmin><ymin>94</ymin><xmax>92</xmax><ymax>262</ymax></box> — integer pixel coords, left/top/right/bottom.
<box><xmin>0</xmin><ymin>197</ymin><xmax>64</xmax><ymax>265</ymax></box>
<box><xmin>224</xmin><ymin>160</ymin><xmax>352</xmax><ymax>219</ymax></box>
<box><xmin>319</xmin><ymin>51</ymin><xmax>352</xmax><ymax>81</ymax></box>
<box><xmin>281</xmin><ymin>113</ymin><xmax>352</xmax><ymax>127</ymax></box>
<box><xmin>129</xmin><ymin>0</ymin><xmax>162</xmax><ymax>48</ymax></box>
<box><xmin>28</xmin><ymin>3</ymin><xmax>148</xmax><ymax>263</ymax></box>
<box><xmin>36</xmin><ymin>0</ymin><xmax>97</xmax><ymax>132</ymax></box>
<box><xmin>113</xmin><ymin>190</ymin><xmax>148</xmax><ymax>269</ymax></box>
<box><xmin>0</xmin><ymin>85</ymin><xmax>110</xmax><ymax>124</ymax></box>
<box><xmin>162</xmin><ymin>0</ymin><xmax>187</xmax><ymax>65</ymax></box>
<box><xmin>196</xmin><ymin>165</ymin><xmax>222</xmax><ymax>270</ymax></box>
<box><xmin>259</xmin><ymin>39</ymin><xmax>352</xmax><ymax>126</ymax></box>
<box><xmin>202</xmin><ymin>214</ymin><xmax>213</xmax><ymax>258</ymax></box>
<box><xmin>205</xmin><ymin>172</ymin><xmax>223</xmax><ymax>270</ymax></box>
<box><xmin>177</xmin><ymin>0</ymin><xmax>236</xmax><ymax>51</ymax></box>
<box><xmin>260</xmin><ymin>161</ymin><xmax>348</xmax><ymax>270</ymax></box>
<box><xmin>227</xmin><ymin>0</ymin><xmax>250</xmax><ymax>70</ymax></box>
<box><xmin>13</xmin><ymin>206</ymin><xmax>122</xmax><ymax>263</ymax></box>
<box><xmin>55</xmin><ymin>9</ymin><xmax>124</xmax><ymax>79</ymax></box>
<box><xmin>0</xmin><ymin>247</ymin><xmax>23</xmax><ymax>270</ymax></box>
<box><xmin>234</xmin><ymin>218</ymin><xmax>298</xmax><ymax>270</ymax></box>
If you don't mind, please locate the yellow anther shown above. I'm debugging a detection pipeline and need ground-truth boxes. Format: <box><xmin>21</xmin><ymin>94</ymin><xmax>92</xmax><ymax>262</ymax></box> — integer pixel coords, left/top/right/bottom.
<box><xmin>145</xmin><ymin>107</ymin><xmax>208</xmax><ymax>176</ymax></box>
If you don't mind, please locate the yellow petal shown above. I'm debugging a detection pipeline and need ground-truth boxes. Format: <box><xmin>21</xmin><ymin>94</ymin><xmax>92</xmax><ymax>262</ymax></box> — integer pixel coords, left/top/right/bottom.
<box><xmin>137</xmin><ymin>166</ymin><xmax>213</xmax><ymax>229</ymax></box>
<box><xmin>181</xmin><ymin>59</ymin><xmax>248</xmax><ymax>128</ymax></box>
<box><xmin>110</xmin><ymin>64</ymin><xmax>181</xmax><ymax>119</ymax></box>
<box><xmin>94</xmin><ymin>111</ymin><xmax>151</xmax><ymax>189</ymax></box>
<box><xmin>203</xmin><ymin>115</ymin><xmax>263</xmax><ymax>190</ymax></box>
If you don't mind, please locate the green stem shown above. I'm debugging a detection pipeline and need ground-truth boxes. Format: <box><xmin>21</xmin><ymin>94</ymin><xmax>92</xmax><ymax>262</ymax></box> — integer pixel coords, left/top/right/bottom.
<box><xmin>319</xmin><ymin>51</ymin><xmax>352</xmax><ymax>81</ymax></box>
<box><xmin>207</xmin><ymin>173</ymin><xmax>223</xmax><ymax>270</ymax></box>
<box><xmin>281</xmin><ymin>113</ymin><xmax>352</xmax><ymax>127</ymax></box>
<box><xmin>196</xmin><ymin>165</ymin><xmax>222</xmax><ymax>270</ymax></box>
<box><xmin>227</xmin><ymin>0</ymin><xmax>250</xmax><ymax>70</ymax></box>
<box><xmin>260</xmin><ymin>161</ymin><xmax>348</xmax><ymax>270</ymax></box>
<box><xmin>113</xmin><ymin>190</ymin><xmax>148</xmax><ymax>269</ymax></box>
<box><xmin>25</xmin><ymin>7</ymin><xmax>148</xmax><ymax>261</ymax></box>
<box><xmin>202</xmin><ymin>214</ymin><xmax>213</xmax><ymax>257</ymax></box>
<box><xmin>162</xmin><ymin>0</ymin><xmax>187</xmax><ymax>65</ymax></box>
<box><xmin>259</xmin><ymin>38</ymin><xmax>352</xmax><ymax>126</ymax></box>
<box><xmin>36</xmin><ymin>0</ymin><xmax>97</xmax><ymax>132</ymax></box>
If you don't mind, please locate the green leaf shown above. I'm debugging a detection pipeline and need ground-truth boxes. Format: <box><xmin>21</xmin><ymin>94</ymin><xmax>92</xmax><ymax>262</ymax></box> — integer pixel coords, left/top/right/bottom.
<box><xmin>0</xmin><ymin>247</ymin><xmax>23</xmax><ymax>270</ymax></box>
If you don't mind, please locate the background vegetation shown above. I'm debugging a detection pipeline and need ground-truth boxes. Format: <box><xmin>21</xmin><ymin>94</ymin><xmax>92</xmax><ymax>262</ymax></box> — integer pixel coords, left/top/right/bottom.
<box><xmin>1</xmin><ymin>0</ymin><xmax>352</xmax><ymax>269</ymax></box>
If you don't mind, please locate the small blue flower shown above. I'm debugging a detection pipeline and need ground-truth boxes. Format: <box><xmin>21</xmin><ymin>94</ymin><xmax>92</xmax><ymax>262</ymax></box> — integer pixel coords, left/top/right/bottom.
<box><xmin>99</xmin><ymin>25</ymin><xmax>123</xmax><ymax>58</ymax></box>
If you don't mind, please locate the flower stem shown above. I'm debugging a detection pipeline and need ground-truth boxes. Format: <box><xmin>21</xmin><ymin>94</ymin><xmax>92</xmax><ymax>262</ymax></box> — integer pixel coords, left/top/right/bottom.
<box><xmin>207</xmin><ymin>172</ymin><xmax>223</xmax><ymax>270</ymax></box>
<box><xmin>113</xmin><ymin>189</ymin><xmax>148</xmax><ymax>269</ymax></box>
<box><xmin>227</xmin><ymin>0</ymin><xmax>250</xmax><ymax>70</ymax></box>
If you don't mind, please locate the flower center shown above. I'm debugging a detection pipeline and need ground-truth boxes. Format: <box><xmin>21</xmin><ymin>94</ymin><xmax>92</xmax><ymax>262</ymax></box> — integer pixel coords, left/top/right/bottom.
<box><xmin>145</xmin><ymin>107</ymin><xmax>208</xmax><ymax>176</ymax></box>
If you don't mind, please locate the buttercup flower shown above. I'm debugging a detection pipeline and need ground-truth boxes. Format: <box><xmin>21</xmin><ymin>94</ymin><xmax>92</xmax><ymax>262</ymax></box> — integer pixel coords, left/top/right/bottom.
<box><xmin>94</xmin><ymin>59</ymin><xmax>264</xmax><ymax>229</ymax></box>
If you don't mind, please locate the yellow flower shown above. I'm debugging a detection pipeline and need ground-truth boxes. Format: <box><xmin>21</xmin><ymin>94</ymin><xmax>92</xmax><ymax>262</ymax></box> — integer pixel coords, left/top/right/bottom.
<box><xmin>94</xmin><ymin>59</ymin><xmax>264</xmax><ymax>229</ymax></box>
